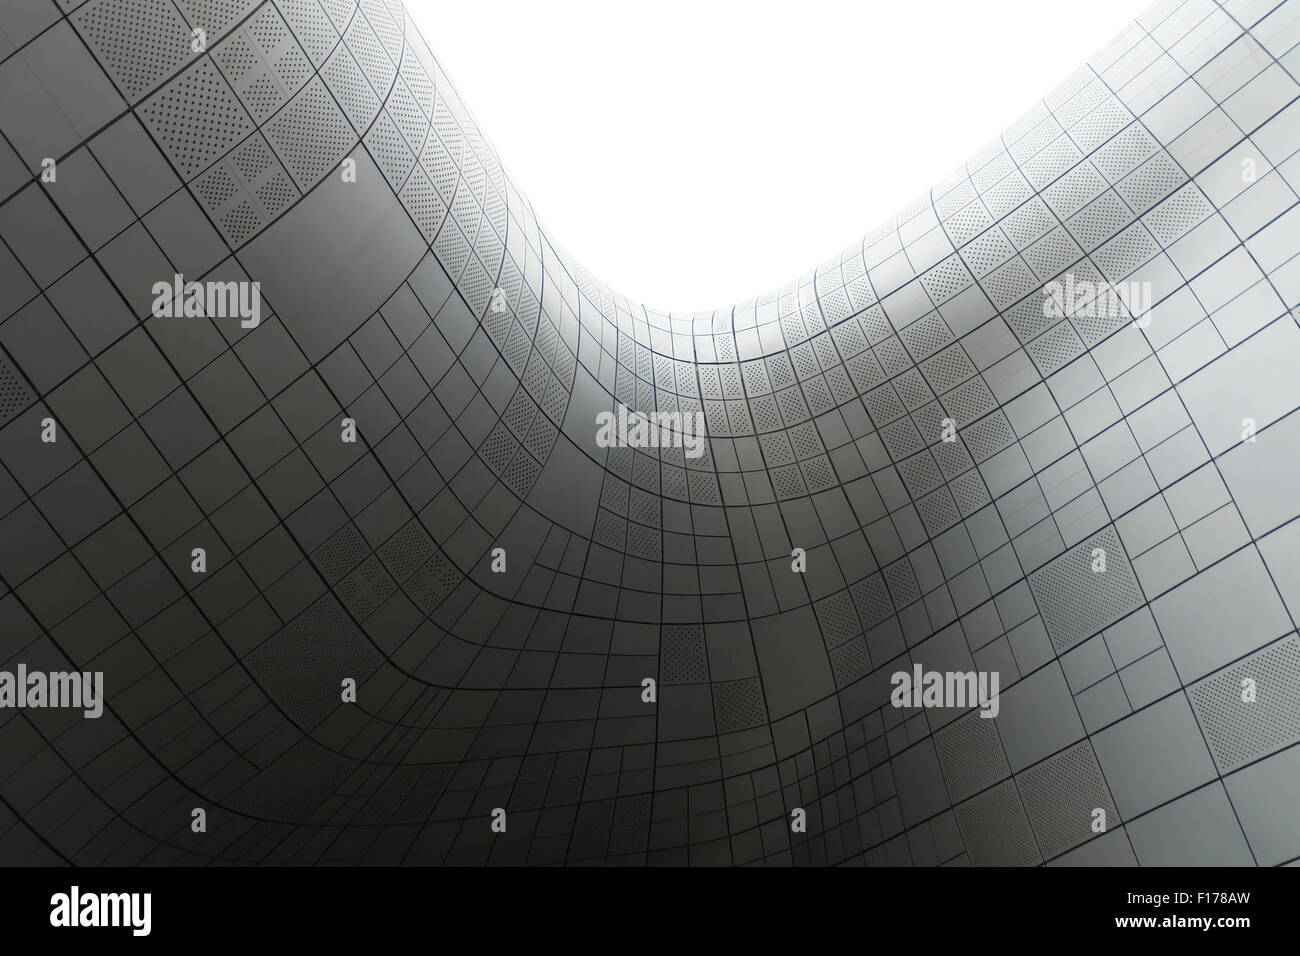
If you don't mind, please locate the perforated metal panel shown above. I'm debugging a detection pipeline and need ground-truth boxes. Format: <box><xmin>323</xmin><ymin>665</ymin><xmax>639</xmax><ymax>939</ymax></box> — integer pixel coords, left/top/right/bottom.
<box><xmin>1</xmin><ymin>0</ymin><xmax>1299</xmax><ymax>870</ymax></box>
<box><xmin>829</xmin><ymin>637</ymin><xmax>871</xmax><ymax>688</ymax></box>
<box><xmin>313</xmin><ymin>521</ymin><xmax>369</xmax><ymax>583</ymax></box>
<box><xmin>953</xmin><ymin>779</ymin><xmax>1041</xmax><ymax>867</ymax></box>
<box><xmin>0</xmin><ymin>353</ymin><xmax>34</xmax><ymax>425</ymax></box>
<box><xmin>177</xmin><ymin>0</ymin><xmax>264</xmax><ymax>39</ymax></box>
<box><xmin>245</xmin><ymin>595</ymin><xmax>382</xmax><ymax>728</ymax></box>
<box><xmin>337</xmin><ymin>555</ymin><xmax>396</xmax><ymax>618</ymax></box>
<box><xmin>212</xmin><ymin>4</ymin><xmax>314</xmax><ymax>122</ymax></box>
<box><xmin>935</xmin><ymin>710</ymin><xmax>1012</xmax><ymax>803</ymax></box>
<box><xmin>193</xmin><ymin>132</ymin><xmax>301</xmax><ymax>245</ymax></box>
<box><xmin>73</xmin><ymin>0</ymin><xmax>194</xmax><ymax>102</ymax></box>
<box><xmin>660</xmin><ymin>625</ymin><xmax>708</xmax><ymax>684</ymax></box>
<box><xmin>264</xmin><ymin>76</ymin><xmax>357</xmax><ymax>188</ymax></box>
<box><xmin>405</xmin><ymin>549</ymin><xmax>463</xmax><ymax>614</ymax></box>
<box><xmin>1190</xmin><ymin>635</ymin><xmax>1300</xmax><ymax>774</ymax></box>
<box><xmin>1030</xmin><ymin>527</ymin><xmax>1143</xmax><ymax>651</ymax></box>
<box><xmin>1017</xmin><ymin>741</ymin><xmax>1117</xmax><ymax>860</ymax></box>
<box><xmin>712</xmin><ymin>678</ymin><xmax>767</xmax><ymax>732</ymax></box>
<box><xmin>962</xmin><ymin>411</ymin><xmax>1017</xmax><ymax>462</ymax></box>
<box><xmin>137</xmin><ymin>58</ymin><xmax>256</xmax><ymax>178</ymax></box>
<box><xmin>1028</xmin><ymin>321</ymin><xmax>1086</xmax><ymax>375</ymax></box>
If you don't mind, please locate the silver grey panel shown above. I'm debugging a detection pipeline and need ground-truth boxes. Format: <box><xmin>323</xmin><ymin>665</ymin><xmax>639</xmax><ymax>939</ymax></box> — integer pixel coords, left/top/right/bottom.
<box><xmin>0</xmin><ymin>0</ymin><xmax>1298</xmax><ymax>866</ymax></box>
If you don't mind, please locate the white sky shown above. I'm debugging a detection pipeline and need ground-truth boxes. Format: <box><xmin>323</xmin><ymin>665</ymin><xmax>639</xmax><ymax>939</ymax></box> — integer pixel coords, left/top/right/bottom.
<box><xmin>406</xmin><ymin>0</ymin><xmax>1147</xmax><ymax>314</ymax></box>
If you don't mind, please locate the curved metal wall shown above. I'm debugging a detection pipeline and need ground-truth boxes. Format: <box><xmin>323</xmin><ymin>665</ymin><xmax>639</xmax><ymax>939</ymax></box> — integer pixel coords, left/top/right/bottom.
<box><xmin>0</xmin><ymin>0</ymin><xmax>1299</xmax><ymax>865</ymax></box>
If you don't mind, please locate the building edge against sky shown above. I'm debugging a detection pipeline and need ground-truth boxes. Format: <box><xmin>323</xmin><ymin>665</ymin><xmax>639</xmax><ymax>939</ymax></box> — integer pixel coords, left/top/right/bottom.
<box><xmin>0</xmin><ymin>0</ymin><xmax>1297</xmax><ymax>865</ymax></box>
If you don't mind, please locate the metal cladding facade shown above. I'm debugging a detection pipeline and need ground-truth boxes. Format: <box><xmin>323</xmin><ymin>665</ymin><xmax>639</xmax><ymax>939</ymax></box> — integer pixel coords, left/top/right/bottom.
<box><xmin>1</xmin><ymin>0</ymin><xmax>1299</xmax><ymax>866</ymax></box>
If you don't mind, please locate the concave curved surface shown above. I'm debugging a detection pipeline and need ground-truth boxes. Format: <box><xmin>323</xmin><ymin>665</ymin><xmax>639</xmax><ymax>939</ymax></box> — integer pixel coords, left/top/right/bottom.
<box><xmin>0</xmin><ymin>0</ymin><xmax>1299</xmax><ymax>865</ymax></box>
